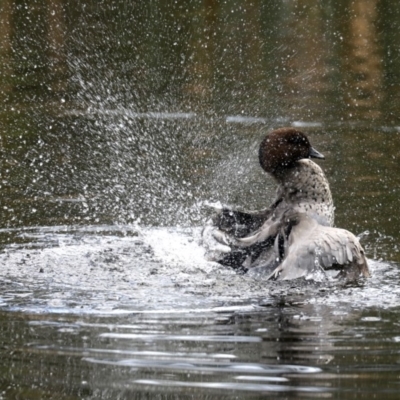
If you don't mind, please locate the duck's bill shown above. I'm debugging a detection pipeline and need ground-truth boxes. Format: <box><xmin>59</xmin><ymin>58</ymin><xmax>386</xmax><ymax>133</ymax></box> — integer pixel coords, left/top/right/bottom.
<box><xmin>309</xmin><ymin>147</ymin><xmax>325</xmax><ymax>159</ymax></box>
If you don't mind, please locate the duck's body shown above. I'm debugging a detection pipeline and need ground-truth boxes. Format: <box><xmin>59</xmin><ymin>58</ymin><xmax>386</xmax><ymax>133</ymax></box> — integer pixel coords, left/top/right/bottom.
<box><xmin>255</xmin><ymin>211</ymin><xmax>369</xmax><ymax>281</ymax></box>
<box><xmin>203</xmin><ymin>127</ymin><xmax>369</xmax><ymax>281</ymax></box>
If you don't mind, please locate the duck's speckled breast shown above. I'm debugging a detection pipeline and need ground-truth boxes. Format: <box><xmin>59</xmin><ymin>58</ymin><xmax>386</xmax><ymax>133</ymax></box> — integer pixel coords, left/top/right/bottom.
<box><xmin>277</xmin><ymin>159</ymin><xmax>334</xmax><ymax>226</ymax></box>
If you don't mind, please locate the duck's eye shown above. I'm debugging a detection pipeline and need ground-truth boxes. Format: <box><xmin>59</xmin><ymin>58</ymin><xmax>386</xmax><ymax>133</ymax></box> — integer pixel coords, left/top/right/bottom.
<box><xmin>288</xmin><ymin>135</ymin><xmax>307</xmax><ymax>145</ymax></box>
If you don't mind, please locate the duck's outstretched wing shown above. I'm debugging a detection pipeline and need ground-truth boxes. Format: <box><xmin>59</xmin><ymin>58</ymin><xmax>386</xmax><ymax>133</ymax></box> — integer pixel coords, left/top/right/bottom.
<box><xmin>267</xmin><ymin>215</ymin><xmax>370</xmax><ymax>281</ymax></box>
<box><xmin>202</xmin><ymin>215</ymin><xmax>281</xmax><ymax>271</ymax></box>
<box><xmin>202</xmin><ymin>200</ymin><xmax>283</xmax><ymax>269</ymax></box>
<box><xmin>209</xmin><ymin>201</ymin><xmax>281</xmax><ymax>238</ymax></box>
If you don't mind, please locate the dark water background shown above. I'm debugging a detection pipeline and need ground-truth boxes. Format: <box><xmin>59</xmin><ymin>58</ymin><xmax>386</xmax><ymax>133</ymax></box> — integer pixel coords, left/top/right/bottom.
<box><xmin>1</xmin><ymin>0</ymin><xmax>400</xmax><ymax>398</ymax></box>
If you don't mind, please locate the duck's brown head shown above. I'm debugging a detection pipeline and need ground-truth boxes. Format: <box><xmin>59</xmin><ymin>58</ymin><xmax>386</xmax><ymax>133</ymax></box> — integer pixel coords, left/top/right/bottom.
<box><xmin>259</xmin><ymin>127</ymin><xmax>324</xmax><ymax>175</ymax></box>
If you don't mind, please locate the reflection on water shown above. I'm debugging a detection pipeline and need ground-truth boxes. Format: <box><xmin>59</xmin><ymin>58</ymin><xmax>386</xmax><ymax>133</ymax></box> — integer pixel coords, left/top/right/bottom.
<box><xmin>1</xmin><ymin>0</ymin><xmax>400</xmax><ymax>398</ymax></box>
<box><xmin>2</xmin><ymin>304</ymin><xmax>400</xmax><ymax>399</ymax></box>
<box><xmin>0</xmin><ymin>225</ymin><xmax>400</xmax><ymax>399</ymax></box>
<box><xmin>344</xmin><ymin>0</ymin><xmax>383</xmax><ymax>119</ymax></box>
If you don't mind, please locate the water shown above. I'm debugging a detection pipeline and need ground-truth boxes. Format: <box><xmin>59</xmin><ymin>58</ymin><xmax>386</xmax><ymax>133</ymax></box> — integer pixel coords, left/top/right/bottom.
<box><xmin>1</xmin><ymin>0</ymin><xmax>400</xmax><ymax>398</ymax></box>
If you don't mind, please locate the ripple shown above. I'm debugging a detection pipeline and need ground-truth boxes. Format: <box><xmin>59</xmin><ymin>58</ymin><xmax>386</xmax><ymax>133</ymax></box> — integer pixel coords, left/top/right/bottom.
<box><xmin>132</xmin><ymin>378</ymin><xmax>329</xmax><ymax>393</ymax></box>
<box><xmin>84</xmin><ymin>357</ymin><xmax>321</xmax><ymax>376</ymax></box>
<box><xmin>99</xmin><ymin>332</ymin><xmax>262</xmax><ymax>343</ymax></box>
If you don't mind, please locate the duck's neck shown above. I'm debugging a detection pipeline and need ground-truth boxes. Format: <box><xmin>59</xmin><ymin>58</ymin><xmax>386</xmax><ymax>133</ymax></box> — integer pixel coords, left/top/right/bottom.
<box><xmin>273</xmin><ymin>159</ymin><xmax>334</xmax><ymax>226</ymax></box>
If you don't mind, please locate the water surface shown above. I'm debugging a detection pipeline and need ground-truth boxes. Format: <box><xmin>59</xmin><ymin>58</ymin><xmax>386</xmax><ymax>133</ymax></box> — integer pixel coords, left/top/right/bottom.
<box><xmin>1</xmin><ymin>0</ymin><xmax>400</xmax><ymax>398</ymax></box>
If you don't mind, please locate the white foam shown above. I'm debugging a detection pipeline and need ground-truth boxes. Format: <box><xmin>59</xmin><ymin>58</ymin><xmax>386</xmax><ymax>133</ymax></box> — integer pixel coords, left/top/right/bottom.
<box><xmin>0</xmin><ymin>225</ymin><xmax>397</xmax><ymax>315</ymax></box>
<box><xmin>141</xmin><ymin>227</ymin><xmax>214</xmax><ymax>272</ymax></box>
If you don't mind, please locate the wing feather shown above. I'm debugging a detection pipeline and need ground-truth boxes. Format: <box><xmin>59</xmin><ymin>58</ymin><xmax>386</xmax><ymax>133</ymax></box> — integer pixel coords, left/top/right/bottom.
<box><xmin>273</xmin><ymin>214</ymin><xmax>370</xmax><ymax>281</ymax></box>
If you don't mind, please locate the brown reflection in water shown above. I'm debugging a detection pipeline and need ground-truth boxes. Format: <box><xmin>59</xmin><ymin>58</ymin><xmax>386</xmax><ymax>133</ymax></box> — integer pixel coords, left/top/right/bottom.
<box><xmin>185</xmin><ymin>1</ymin><xmax>267</xmax><ymax>115</ymax></box>
<box><xmin>46</xmin><ymin>0</ymin><xmax>67</xmax><ymax>94</ymax></box>
<box><xmin>214</xmin><ymin>1</ymin><xmax>265</xmax><ymax>115</ymax></box>
<box><xmin>4</xmin><ymin>0</ymin><xmax>68</xmax><ymax>100</ymax></box>
<box><xmin>184</xmin><ymin>0</ymin><xmax>216</xmax><ymax>105</ymax></box>
<box><xmin>342</xmin><ymin>0</ymin><xmax>383</xmax><ymax>119</ymax></box>
<box><xmin>279</xmin><ymin>1</ymin><xmax>335</xmax><ymax>121</ymax></box>
<box><xmin>0</xmin><ymin>0</ymin><xmax>13</xmax><ymax>102</ymax></box>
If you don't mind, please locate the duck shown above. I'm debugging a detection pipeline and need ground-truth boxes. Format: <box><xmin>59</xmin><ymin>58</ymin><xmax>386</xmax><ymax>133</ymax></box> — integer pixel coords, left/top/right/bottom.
<box><xmin>202</xmin><ymin>127</ymin><xmax>370</xmax><ymax>281</ymax></box>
